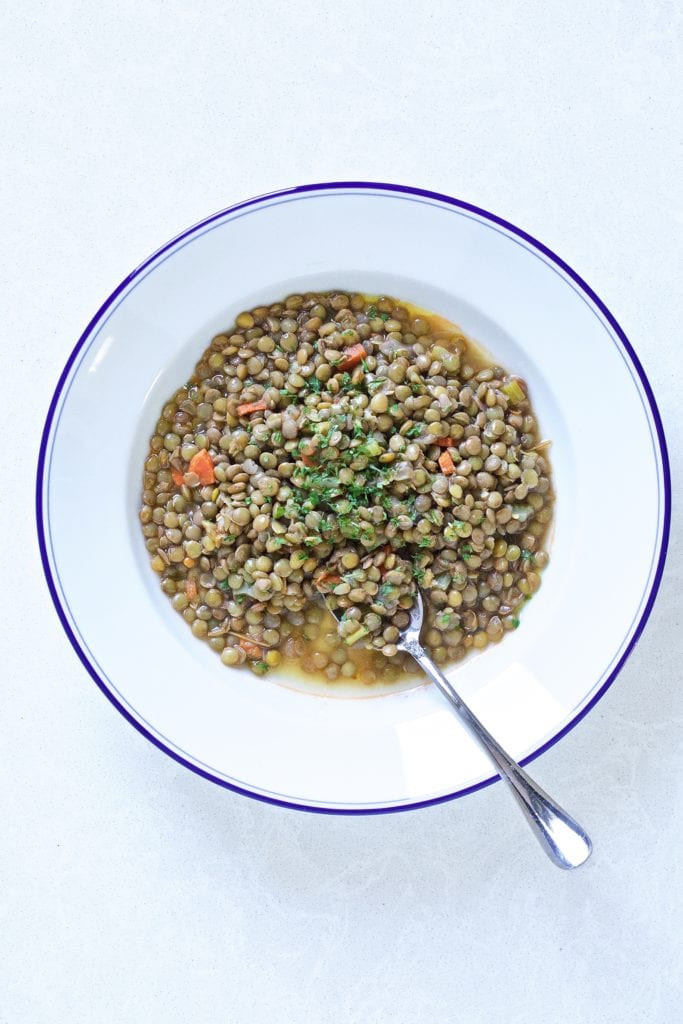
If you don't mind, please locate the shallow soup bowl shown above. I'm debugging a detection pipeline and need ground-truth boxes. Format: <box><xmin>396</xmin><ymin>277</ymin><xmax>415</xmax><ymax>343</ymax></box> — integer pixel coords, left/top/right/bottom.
<box><xmin>38</xmin><ymin>182</ymin><xmax>670</xmax><ymax>812</ymax></box>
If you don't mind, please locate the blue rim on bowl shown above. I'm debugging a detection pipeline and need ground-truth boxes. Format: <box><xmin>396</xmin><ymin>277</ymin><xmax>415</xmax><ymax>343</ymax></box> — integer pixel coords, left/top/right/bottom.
<box><xmin>36</xmin><ymin>181</ymin><xmax>671</xmax><ymax>813</ymax></box>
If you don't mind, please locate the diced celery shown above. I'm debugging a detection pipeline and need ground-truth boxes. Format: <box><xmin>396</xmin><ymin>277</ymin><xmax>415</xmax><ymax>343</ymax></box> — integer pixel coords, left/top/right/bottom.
<box><xmin>344</xmin><ymin>625</ymin><xmax>369</xmax><ymax>646</ymax></box>
<box><xmin>502</xmin><ymin>380</ymin><xmax>526</xmax><ymax>404</ymax></box>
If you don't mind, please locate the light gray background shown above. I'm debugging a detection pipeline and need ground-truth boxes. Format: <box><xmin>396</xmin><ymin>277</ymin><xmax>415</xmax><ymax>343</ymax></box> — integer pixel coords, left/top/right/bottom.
<box><xmin>2</xmin><ymin>2</ymin><xmax>681</xmax><ymax>1021</ymax></box>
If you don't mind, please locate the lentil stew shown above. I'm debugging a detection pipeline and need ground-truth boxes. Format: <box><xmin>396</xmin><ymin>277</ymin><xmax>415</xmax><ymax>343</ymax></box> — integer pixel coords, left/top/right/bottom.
<box><xmin>139</xmin><ymin>292</ymin><xmax>553</xmax><ymax>685</ymax></box>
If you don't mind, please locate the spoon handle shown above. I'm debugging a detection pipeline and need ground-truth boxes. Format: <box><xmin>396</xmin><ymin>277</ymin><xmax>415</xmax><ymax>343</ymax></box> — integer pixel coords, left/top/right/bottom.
<box><xmin>406</xmin><ymin>641</ymin><xmax>592</xmax><ymax>870</ymax></box>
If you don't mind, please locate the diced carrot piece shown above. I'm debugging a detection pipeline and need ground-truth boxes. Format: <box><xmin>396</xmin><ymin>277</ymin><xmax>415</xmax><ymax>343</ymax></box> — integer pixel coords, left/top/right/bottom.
<box><xmin>240</xmin><ymin>639</ymin><xmax>264</xmax><ymax>660</ymax></box>
<box><xmin>337</xmin><ymin>344</ymin><xmax>366</xmax><ymax>372</ymax></box>
<box><xmin>186</xmin><ymin>578</ymin><xmax>198</xmax><ymax>601</ymax></box>
<box><xmin>299</xmin><ymin>441</ymin><xmax>317</xmax><ymax>467</ymax></box>
<box><xmin>434</xmin><ymin>437</ymin><xmax>456</xmax><ymax>447</ymax></box>
<box><xmin>171</xmin><ymin>467</ymin><xmax>185</xmax><ymax>486</ymax></box>
<box><xmin>438</xmin><ymin>450</ymin><xmax>456</xmax><ymax>475</ymax></box>
<box><xmin>236</xmin><ymin>399</ymin><xmax>268</xmax><ymax>416</ymax></box>
<box><xmin>188</xmin><ymin>449</ymin><xmax>215</xmax><ymax>485</ymax></box>
<box><xmin>315</xmin><ymin>571</ymin><xmax>341</xmax><ymax>590</ymax></box>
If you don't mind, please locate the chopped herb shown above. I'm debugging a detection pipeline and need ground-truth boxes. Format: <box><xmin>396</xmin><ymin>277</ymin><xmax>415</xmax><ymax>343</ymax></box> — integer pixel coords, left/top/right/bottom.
<box><xmin>443</xmin><ymin>519</ymin><xmax>469</xmax><ymax>542</ymax></box>
<box><xmin>353</xmin><ymin>421</ymin><xmax>365</xmax><ymax>439</ymax></box>
<box><xmin>418</xmin><ymin>536</ymin><xmax>432</xmax><ymax>548</ymax></box>
<box><xmin>308</xmin><ymin>377</ymin><xmax>323</xmax><ymax>394</ymax></box>
<box><xmin>389</xmin><ymin>403</ymin><xmax>400</xmax><ymax>415</ymax></box>
<box><xmin>366</xmin><ymin>305</ymin><xmax>379</xmax><ymax>319</ymax></box>
<box><xmin>521</xmin><ymin>549</ymin><xmax>532</xmax><ymax>561</ymax></box>
<box><xmin>253</xmin><ymin>660</ymin><xmax>269</xmax><ymax>673</ymax></box>
<box><xmin>280</xmin><ymin>388</ymin><xmax>296</xmax><ymax>398</ymax></box>
<box><xmin>273</xmin><ymin>505</ymin><xmax>285</xmax><ymax>519</ymax></box>
<box><xmin>511</xmin><ymin>616</ymin><xmax>520</xmax><ymax>629</ymax></box>
<box><xmin>461</xmin><ymin>544</ymin><xmax>473</xmax><ymax>561</ymax></box>
<box><xmin>412</xmin><ymin>566</ymin><xmax>425</xmax><ymax>584</ymax></box>
<box><xmin>361</xmin><ymin>358</ymin><xmax>370</xmax><ymax>372</ymax></box>
<box><xmin>405</xmin><ymin>424</ymin><xmax>422</xmax><ymax>438</ymax></box>
<box><xmin>218</xmin><ymin>580</ymin><xmax>230</xmax><ymax>590</ymax></box>
<box><xmin>410</xmin><ymin>381</ymin><xmax>423</xmax><ymax>394</ymax></box>
<box><xmin>380</xmin><ymin>311</ymin><xmax>390</xmax><ymax>321</ymax></box>
<box><xmin>272</xmin><ymin>430</ymin><xmax>283</xmax><ymax>445</ymax></box>
<box><xmin>243</xmin><ymin>496</ymin><xmax>251</xmax><ymax>506</ymax></box>
<box><xmin>339</xmin><ymin>518</ymin><xmax>362</xmax><ymax>540</ymax></box>
<box><xmin>340</xmin><ymin>372</ymin><xmax>352</xmax><ymax>389</ymax></box>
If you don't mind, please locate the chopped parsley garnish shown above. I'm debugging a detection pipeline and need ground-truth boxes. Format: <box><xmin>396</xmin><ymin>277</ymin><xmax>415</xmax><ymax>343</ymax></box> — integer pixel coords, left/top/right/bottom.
<box><xmin>308</xmin><ymin>377</ymin><xmax>323</xmax><ymax>394</ymax></box>
<box><xmin>218</xmin><ymin>580</ymin><xmax>230</xmax><ymax>590</ymax></box>
<box><xmin>405</xmin><ymin>424</ymin><xmax>422</xmax><ymax>438</ymax></box>
<box><xmin>461</xmin><ymin>544</ymin><xmax>473</xmax><ymax>561</ymax></box>
<box><xmin>366</xmin><ymin>305</ymin><xmax>379</xmax><ymax>319</ymax></box>
<box><xmin>511</xmin><ymin>616</ymin><xmax>520</xmax><ymax>629</ymax></box>
<box><xmin>339</xmin><ymin>517</ymin><xmax>361</xmax><ymax>539</ymax></box>
<box><xmin>521</xmin><ymin>549</ymin><xmax>532</xmax><ymax>561</ymax></box>
<box><xmin>272</xmin><ymin>430</ymin><xmax>283</xmax><ymax>445</ymax></box>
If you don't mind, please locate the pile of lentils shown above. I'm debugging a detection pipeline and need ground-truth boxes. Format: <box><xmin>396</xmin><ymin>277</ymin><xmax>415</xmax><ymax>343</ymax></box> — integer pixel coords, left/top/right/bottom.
<box><xmin>139</xmin><ymin>292</ymin><xmax>552</xmax><ymax>683</ymax></box>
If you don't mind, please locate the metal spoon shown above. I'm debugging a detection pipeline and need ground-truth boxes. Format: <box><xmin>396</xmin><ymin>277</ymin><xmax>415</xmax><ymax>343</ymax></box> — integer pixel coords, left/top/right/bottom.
<box><xmin>326</xmin><ymin>590</ymin><xmax>592</xmax><ymax>869</ymax></box>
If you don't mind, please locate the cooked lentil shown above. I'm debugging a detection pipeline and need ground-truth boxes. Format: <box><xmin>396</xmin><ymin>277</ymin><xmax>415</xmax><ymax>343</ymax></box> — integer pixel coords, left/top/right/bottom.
<box><xmin>140</xmin><ymin>293</ymin><xmax>553</xmax><ymax>684</ymax></box>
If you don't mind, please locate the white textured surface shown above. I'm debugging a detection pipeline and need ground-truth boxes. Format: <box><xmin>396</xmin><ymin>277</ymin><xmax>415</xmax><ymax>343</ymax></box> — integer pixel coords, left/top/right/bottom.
<box><xmin>1</xmin><ymin>1</ymin><xmax>681</xmax><ymax>1021</ymax></box>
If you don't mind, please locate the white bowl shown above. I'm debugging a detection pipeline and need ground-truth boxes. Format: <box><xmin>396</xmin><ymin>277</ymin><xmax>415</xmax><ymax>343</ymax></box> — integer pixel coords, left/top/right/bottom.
<box><xmin>37</xmin><ymin>183</ymin><xmax>670</xmax><ymax>812</ymax></box>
